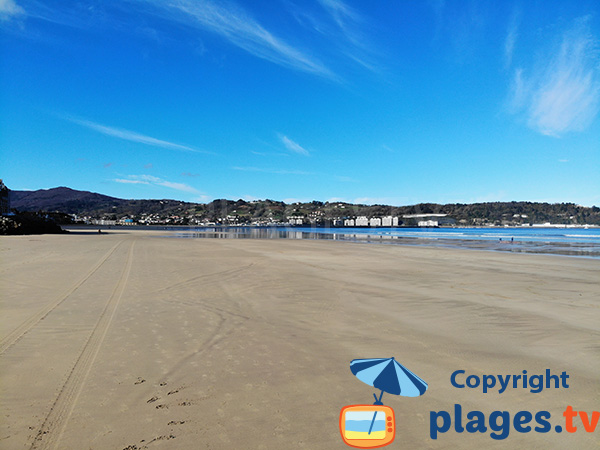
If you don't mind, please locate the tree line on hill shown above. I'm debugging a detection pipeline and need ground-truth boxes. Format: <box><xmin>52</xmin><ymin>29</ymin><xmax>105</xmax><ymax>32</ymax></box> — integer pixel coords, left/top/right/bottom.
<box><xmin>7</xmin><ymin>187</ymin><xmax>600</xmax><ymax>226</ymax></box>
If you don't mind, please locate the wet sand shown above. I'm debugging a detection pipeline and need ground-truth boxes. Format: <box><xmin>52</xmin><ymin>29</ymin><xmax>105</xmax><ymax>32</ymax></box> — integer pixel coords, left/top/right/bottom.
<box><xmin>1</xmin><ymin>230</ymin><xmax>598</xmax><ymax>449</ymax></box>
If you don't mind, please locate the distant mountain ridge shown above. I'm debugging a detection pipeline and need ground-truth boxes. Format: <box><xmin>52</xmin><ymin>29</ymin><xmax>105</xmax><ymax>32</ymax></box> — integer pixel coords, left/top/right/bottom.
<box><xmin>7</xmin><ymin>186</ymin><xmax>600</xmax><ymax>225</ymax></box>
<box><xmin>9</xmin><ymin>187</ymin><xmax>124</xmax><ymax>213</ymax></box>
<box><xmin>9</xmin><ymin>187</ymin><xmax>191</xmax><ymax>216</ymax></box>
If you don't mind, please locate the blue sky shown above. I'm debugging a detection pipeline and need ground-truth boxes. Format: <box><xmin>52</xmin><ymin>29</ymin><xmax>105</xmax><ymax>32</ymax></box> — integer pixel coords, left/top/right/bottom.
<box><xmin>1</xmin><ymin>0</ymin><xmax>599</xmax><ymax>206</ymax></box>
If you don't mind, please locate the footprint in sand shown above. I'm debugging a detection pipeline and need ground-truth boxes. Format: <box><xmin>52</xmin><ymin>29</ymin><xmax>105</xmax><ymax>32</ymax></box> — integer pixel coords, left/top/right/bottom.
<box><xmin>148</xmin><ymin>434</ymin><xmax>176</xmax><ymax>443</ymax></box>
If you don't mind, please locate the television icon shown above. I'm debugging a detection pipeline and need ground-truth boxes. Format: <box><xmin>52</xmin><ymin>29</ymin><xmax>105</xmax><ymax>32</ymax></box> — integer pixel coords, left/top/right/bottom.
<box><xmin>339</xmin><ymin>405</ymin><xmax>395</xmax><ymax>448</ymax></box>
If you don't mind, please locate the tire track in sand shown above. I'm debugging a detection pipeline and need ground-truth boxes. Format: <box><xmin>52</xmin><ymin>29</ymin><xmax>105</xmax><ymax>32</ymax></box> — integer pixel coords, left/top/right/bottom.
<box><xmin>29</xmin><ymin>239</ymin><xmax>135</xmax><ymax>450</ymax></box>
<box><xmin>0</xmin><ymin>241</ymin><xmax>124</xmax><ymax>355</ymax></box>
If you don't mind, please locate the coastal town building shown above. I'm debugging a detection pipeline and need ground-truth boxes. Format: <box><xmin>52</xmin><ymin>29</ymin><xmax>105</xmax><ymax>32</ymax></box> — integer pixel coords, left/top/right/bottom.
<box><xmin>369</xmin><ymin>217</ymin><xmax>382</xmax><ymax>227</ymax></box>
<box><xmin>287</xmin><ymin>216</ymin><xmax>304</xmax><ymax>225</ymax></box>
<box><xmin>381</xmin><ymin>216</ymin><xmax>399</xmax><ymax>226</ymax></box>
<box><xmin>91</xmin><ymin>219</ymin><xmax>117</xmax><ymax>226</ymax></box>
<box><xmin>403</xmin><ymin>213</ymin><xmax>456</xmax><ymax>227</ymax></box>
<box><xmin>355</xmin><ymin>216</ymin><xmax>369</xmax><ymax>226</ymax></box>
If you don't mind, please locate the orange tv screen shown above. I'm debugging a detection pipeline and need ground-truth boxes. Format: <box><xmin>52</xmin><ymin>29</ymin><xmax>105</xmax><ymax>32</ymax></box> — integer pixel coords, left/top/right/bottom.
<box><xmin>340</xmin><ymin>405</ymin><xmax>395</xmax><ymax>448</ymax></box>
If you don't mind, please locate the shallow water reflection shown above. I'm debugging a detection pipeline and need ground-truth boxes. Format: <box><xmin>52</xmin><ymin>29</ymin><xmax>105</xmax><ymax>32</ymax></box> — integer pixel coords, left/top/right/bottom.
<box><xmin>167</xmin><ymin>227</ymin><xmax>600</xmax><ymax>258</ymax></box>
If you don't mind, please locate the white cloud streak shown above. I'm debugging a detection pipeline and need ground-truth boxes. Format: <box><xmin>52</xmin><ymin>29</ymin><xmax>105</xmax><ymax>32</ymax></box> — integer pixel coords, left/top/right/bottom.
<box><xmin>67</xmin><ymin>116</ymin><xmax>210</xmax><ymax>153</ymax></box>
<box><xmin>0</xmin><ymin>0</ymin><xmax>24</xmax><ymax>20</ymax></box>
<box><xmin>507</xmin><ymin>17</ymin><xmax>600</xmax><ymax>137</ymax></box>
<box><xmin>277</xmin><ymin>133</ymin><xmax>310</xmax><ymax>156</ymax></box>
<box><xmin>114</xmin><ymin>175</ymin><xmax>200</xmax><ymax>193</ymax></box>
<box><xmin>504</xmin><ymin>8</ymin><xmax>520</xmax><ymax>68</ymax></box>
<box><xmin>317</xmin><ymin>0</ymin><xmax>360</xmax><ymax>36</ymax></box>
<box><xmin>3</xmin><ymin>1</ymin><xmax>115</xmax><ymax>31</ymax></box>
<box><xmin>292</xmin><ymin>0</ymin><xmax>377</xmax><ymax>73</ymax></box>
<box><xmin>140</xmin><ymin>0</ymin><xmax>335</xmax><ymax>80</ymax></box>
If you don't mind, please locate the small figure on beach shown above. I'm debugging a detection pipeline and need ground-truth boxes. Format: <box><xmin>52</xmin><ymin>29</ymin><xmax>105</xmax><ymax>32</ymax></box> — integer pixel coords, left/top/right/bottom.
<box><xmin>98</xmin><ymin>229</ymin><xmax>102</xmax><ymax>234</ymax></box>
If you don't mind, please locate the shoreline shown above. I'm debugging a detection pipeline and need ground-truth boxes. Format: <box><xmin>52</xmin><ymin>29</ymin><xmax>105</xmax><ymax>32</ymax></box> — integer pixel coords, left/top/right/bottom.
<box><xmin>169</xmin><ymin>232</ymin><xmax>600</xmax><ymax>259</ymax></box>
<box><xmin>64</xmin><ymin>225</ymin><xmax>600</xmax><ymax>259</ymax></box>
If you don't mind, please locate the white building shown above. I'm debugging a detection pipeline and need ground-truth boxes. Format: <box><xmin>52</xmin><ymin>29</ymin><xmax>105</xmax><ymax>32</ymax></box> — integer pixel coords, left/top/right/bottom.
<box><xmin>369</xmin><ymin>217</ymin><xmax>382</xmax><ymax>227</ymax></box>
<box><xmin>380</xmin><ymin>216</ymin><xmax>400</xmax><ymax>226</ymax></box>
<box><xmin>287</xmin><ymin>216</ymin><xmax>304</xmax><ymax>225</ymax></box>
<box><xmin>344</xmin><ymin>218</ymin><xmax>355</xmax><ymax>226</ymax></box>
<box><xmin>91</xmin><ymin>219</ymin><xmax>117</xmax><ymax>226</ymax></box>
<box><xmin>418</xmin><ymin>220</ymin><xmax>438</xmax><ymax>227</ymax></box>
<box><xmin>404</xmin><ymin>213</ymin><xmax>454</xmax><ymax>226</ymax></box>
<box><xmin>355</xmin><ymin>216</ymin><xmax>369</xmax><ymax>226</ymax></box>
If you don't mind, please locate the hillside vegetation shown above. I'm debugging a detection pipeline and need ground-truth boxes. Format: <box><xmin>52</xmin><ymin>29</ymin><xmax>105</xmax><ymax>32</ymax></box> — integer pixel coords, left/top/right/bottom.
<box><xmin>9</xmin><ymin>187</ymin><xmax>600</xmax><ymax>226</ymax></box>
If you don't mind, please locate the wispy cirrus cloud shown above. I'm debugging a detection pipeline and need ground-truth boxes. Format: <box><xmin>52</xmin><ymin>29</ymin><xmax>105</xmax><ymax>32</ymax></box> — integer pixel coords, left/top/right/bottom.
<box><xmin>507</xmin><ymin>17</ymin><xmax>600</xmax><ymax>137</ymax></box>
<box><xmin>3</xmin><ymin>1</ymin><xmax>116</xmax><ymax>31</ymax></box>
<box><xmin>11</xmin><ymin>1</ymin><xmax>360</xmax><ymax>81</ymax></box>
<box><xmin>139</xmin><ymin>0</ymin><xmax>335</xmax><ymax>80</ymax></box>
<box><xmin>504</xmin><ymin>7</ymin><xmax>520</xmax><ymax>68</ymax></box>
<box><xmin>66</xmin><ymin>116</ymin><xmax>211</xmax><ymax>153</ymax></box>
<box><xmin>290</xmin><ymin>0</ymin><xmax>378</xmax><ymax>73</ymax></box>
<box><xmin>277</xmin><ymin>133</ymin><xmax>310</xmax><ymax>156</ymax></box>
<box><xmin>232</xmin><ymin>166</ymin><xmax>313</xmax><ymax>176</ymax></box>
<box><xmin>317</xmin><ymin>0</ymin><xmax>360</xmax><ymax>37</ymax></box>
<box><xmin>0</xmin><ymin>0</ymin><xmax>24</xmax><ymax>20</ymax></box>
<box><xmin>114</xmin><ymin>174</ymin><xmax>200</xmax><ymax>194</ymax></box>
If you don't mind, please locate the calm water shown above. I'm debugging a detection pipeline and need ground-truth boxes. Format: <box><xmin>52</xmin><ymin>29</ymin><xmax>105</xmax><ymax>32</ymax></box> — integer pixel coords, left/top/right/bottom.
<box><xmin>167</xmin><ymin>226</ymin><xmax>600</xmax><ymax>258</ymax></box>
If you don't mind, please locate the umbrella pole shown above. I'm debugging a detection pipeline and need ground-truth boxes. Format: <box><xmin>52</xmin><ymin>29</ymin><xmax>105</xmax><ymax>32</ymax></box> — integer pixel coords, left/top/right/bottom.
<box><xmin>368</xmin><ymin>390</ymin><xmax>385</xmax><ymax>435</ymax></box>
<box><xmin>373</xmin><ymin>389</ymin><xmax>384</xmax><ymax>405</ymax></box>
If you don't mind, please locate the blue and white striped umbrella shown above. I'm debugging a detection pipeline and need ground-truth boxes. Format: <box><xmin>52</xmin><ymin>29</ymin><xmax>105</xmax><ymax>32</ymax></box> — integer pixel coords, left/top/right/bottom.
<box><xmin>350</xmin><ymin>357</ymin><xmax>428</xmax><ymax>398</ymax></box>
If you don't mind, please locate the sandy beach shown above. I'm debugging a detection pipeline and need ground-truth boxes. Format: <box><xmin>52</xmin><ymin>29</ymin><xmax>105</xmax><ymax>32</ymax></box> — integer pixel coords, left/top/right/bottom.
<box><xmin>1</xmin><ymin>230</ymin><xmax>598</xmax><ymax>449</ymax></box>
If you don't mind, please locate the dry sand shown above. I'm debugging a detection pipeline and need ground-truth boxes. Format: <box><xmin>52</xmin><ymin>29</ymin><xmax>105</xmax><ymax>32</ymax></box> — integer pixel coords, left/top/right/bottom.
<box><xmin>1</xmin><ymin>230</ymin><xmax>598</xmax><ymax>449</ymax></box>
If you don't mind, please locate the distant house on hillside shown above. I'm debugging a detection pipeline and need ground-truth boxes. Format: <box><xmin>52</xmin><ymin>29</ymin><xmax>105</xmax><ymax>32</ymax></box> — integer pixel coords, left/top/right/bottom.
<box><xmin>0</xmin><ymin>180</ymin><xmax>10</xmax><ymax>215</ymax></box>
<box><xmin>287</xmin><ymin>216</ymin><xmax>304</xmax><ymax>225</ymax></box>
